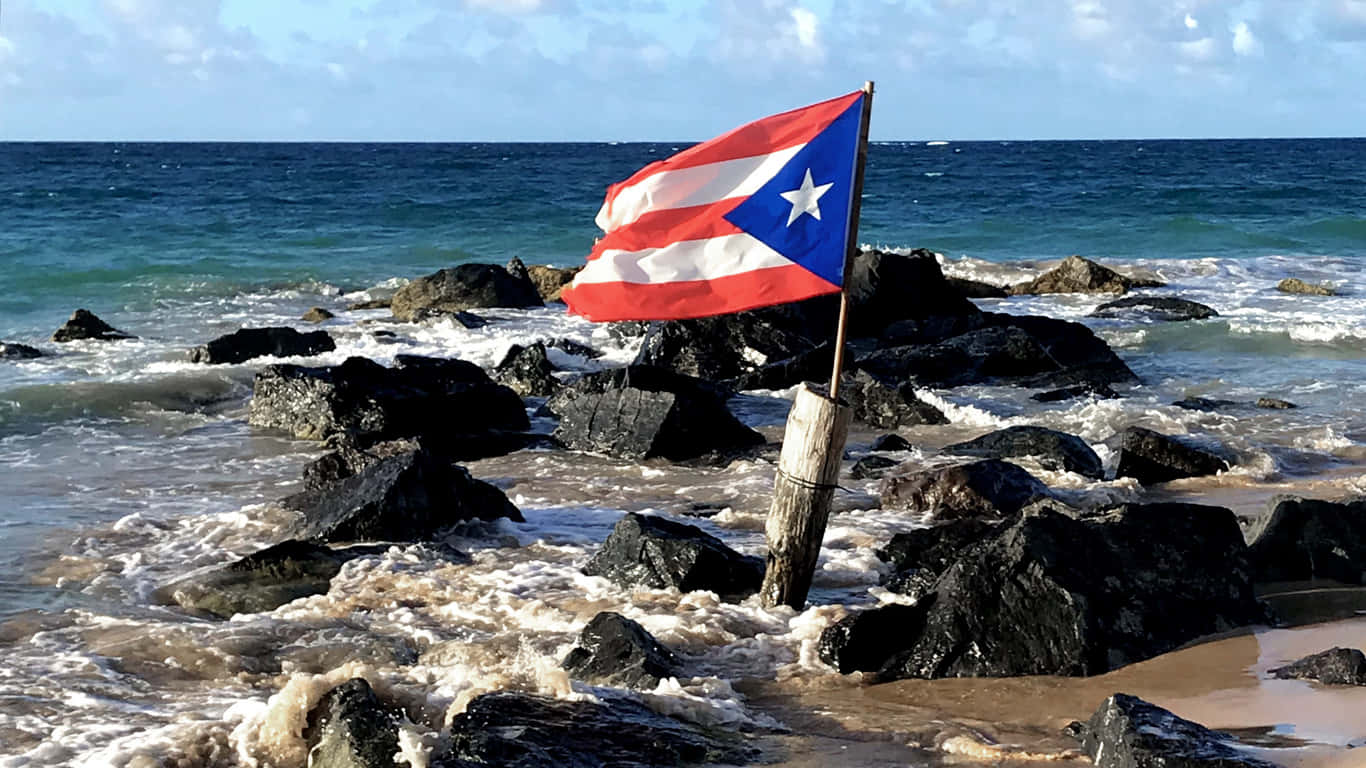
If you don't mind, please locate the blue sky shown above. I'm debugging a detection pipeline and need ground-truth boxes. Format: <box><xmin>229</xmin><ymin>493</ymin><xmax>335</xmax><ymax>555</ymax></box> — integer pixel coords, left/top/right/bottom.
<box><xmin>2</xmin><ymin>0</ymin><xmax>1364</xmax><ymax>140</ymax></box>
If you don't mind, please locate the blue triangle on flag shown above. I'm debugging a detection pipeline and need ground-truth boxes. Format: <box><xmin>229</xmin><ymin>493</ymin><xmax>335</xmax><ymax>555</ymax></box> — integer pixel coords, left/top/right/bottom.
<box><xmin>723</xmin><ymin>96</ymin><xmax>863</xmax><ymax>288</ymax></box>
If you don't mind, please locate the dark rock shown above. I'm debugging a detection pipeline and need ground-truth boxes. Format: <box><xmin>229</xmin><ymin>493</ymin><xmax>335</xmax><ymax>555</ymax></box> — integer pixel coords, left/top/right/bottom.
<box><xmin>561</xmin><ymin>611</ymin><xmax>681</xmax><ymax>689</ymax></box>
<box><xmin>633</xmin><ymin>305</ymin><xmax>825</xmax><ymax>384</ymax></box>
<box><xmin>390</xmin><ymin>263</ymin><xmax>543</xmax><ymax>322</ymax></box>
<box><xmin>302</xmin><ymin>438</ymin><xmax>420</xmax><ymax>492</ymax></box>
<box><xmin>1009</xmin><ymin>255</ymin><xmax>1161</xmax><ymax>296</ymax></box>
<box><xmin>1247</xmin><ymin>496</ymin><xmax>1366</xmax><ymax>584</ymax></box>
<box><xmin>1031</xmin><ymin>382</ymin><xmax>1120</xmax><ymax>402</ymax></box>
<box><xmin>505</xmin><ymin>257</ymin><xmax>530</xmax><ymax>282</ymax></box>
<box><xmin>946</xmin><ymin>276</ymin><xmax>1008</xmax><ymax>299</ymax></box>
<box><xmin>1277</xmin><ymin>277</ymin><xmax>1335</xmax><ymax>296</ymax></box>
<box><xmin>877</xmin><ymin>518</ymin><xmax>1010</xmax><ymax>585</ymax></box>
<box><xmin>818</xmin><ymin>603</ymin><xmax>933</xmax><ymax>674</ymax></box>
<box><xmin>280</xmin><ymin>445</ymin><xmax>523</xmax><ymax>543</ymax></box>
<box><xmin>248</xmin><ymin>355</ymin><xmax>528</xmax><ymax>446</ymax></box>
<box><xmin>1256</xmin><ymin>397</ymin><xmax>1297</xmax><ymax>409</ymax></box>
<box><xmin>730</xmin><ymin>342</ymin><xmax>836</xmax><ymax>392</ymax></box>
<box><xmin>1091</xmin><ymin>295</ymin><xmax>1218</xmax><ymax>321</ymax></box>
<box><xmin>870</xmin><ymin>434</ymin><xmax>914</xmax><ymax>452</ymax></box>
<box><xmin>527</xmin><ymin>265</ymin><xmax>581</xmax><ymax>302</ymax></box>
<box><xmin>879</xmin><ymin>459</ymin><xmax>1050</xmax><ymax>521</ymax></box>
<box><xmin>840</xmin><ymin>370</ymin><xmax>948</xmax><ymax>429</ymax></box>
<box><xmin>494</xmin><ymin>343</ymin><xmax>559</xmax><ymax>397</ymax></box>
<box><xmin>189</xmin><ymin>327</ymin><xmax>336</xmax><ymax>365</ymax></box>
<box><xmin>850</xmin><ymin>455</ymin><xmax>898</xmax><ymax>480</ymax></box>
<box><xmin>1269</xmin><ymin>647</ymin><xmax>1366</xmax><ymax>686</ymax></box>
<box><xmin>858</xmin><ymin>326</ymin><xmax>1053</xmax><ymax>387</ymax></box>
<box><xmin>443</xmin><ymin>691</ymin><xmax>757</xmax><ymax>768</ymax></box>
<box><xmin>450</xmin><ymin>310</ymin><xmax>489</xmax><ymax>328</ymax></box>
<box><xmin>304</xmin><ymin>679</ymin><xmax>402</xmax><ymax>768</ymax></box>
<box><xmin>347</xmin><ymin>298</ymin><xmax>392</xmax><ymax>311</ymax></box>
<box><xmin>549</xmin><ymin>366</ymin><xmax>762</xmax><ymax>462</ymax></box>
<box><xmin>156</xmin><ymin>539</ymin><xmax>352</xmax><ymax>619</ymax></box>
<box><xmin>943</xmin><ymin>426</ymin><xmax>1103</xmax><ymax>479</ymax></box>
<box><xmin>0</xmin><ymin>342</ymin><xmax>42</xmax><ymax>360</ymax></box>
<box><xmin>583</xmin><ymin>513</ymin><xmax>763</xmax><ymax>601</ymax></box>
<box><xmin>51</xmin><ymin>309</ymin><xmax>135</xmax><ymax>342</ymax></box>
<box><xmin>1173</xmin><ymin>397</ymin><xmax>1239</xmax><ymax>412</ymax></box>
<box><xmin>548</xmin><ymin>338</ymin><xmax>601</xmax><ymax>359</ymax></box>
<box><xmin>1114</xmin><ymin>426</ymin><xmax>1230</xmax><ymax>484</ymax></box>
<box><xmin>984</xmin><ymin>313</ymin><xmax>1139</xmax><ymax>387</ymax></box>
<box><xmin>303</xmin><ymin>307</ymin><xmax>336</xmax><ymax>323</ymax></box>
<box><xmin>843</xmin><ymin>248</ymin><xmax>982</xmax><ymax>337</ymax></box>
<box><xmin>1073</xmin><ymin>693</ymin><xmax>1282</xmax><ymax>768</ymax></box>
<box><xmin>869</xmin><ymin>504</ymin><xmax>1266</xmax><ymax>680</ymax></box>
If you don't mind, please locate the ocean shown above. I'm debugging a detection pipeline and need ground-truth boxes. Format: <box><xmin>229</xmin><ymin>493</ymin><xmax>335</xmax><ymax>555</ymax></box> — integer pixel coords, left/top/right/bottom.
<box><xmin>2</xmin><ymin>140</ymin><xmax>1365</xmax><ymax>765</ymax></box>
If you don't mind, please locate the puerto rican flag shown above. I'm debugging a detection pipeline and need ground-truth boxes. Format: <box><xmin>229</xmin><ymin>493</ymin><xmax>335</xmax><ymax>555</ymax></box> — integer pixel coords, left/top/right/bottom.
<box><xmin>561</xmin><ymin>90</ymin><xmax>867</xmax><ymax>322</ymax></box>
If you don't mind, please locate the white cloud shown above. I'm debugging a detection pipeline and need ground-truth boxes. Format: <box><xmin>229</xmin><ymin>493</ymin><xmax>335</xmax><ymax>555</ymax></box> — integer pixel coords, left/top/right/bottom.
<box><xmin>1178</xmin><ymin>36</ymin><xmax>1216</xmax><ymax>61</ymax></box>
<box><xmin>791</xmin><ymin>7</ymin><xmax>820</xmax><ymax>50</ymax></box>
<box><xmin>1072</xmin><ymin>0</ymin><xmax>1110</xmax><ymax>40</ymax></box>
<box><xmin>161</xmin><ymin>25</ymin><xmax>196</xmax><ymax>52</ymax></box>
<box><xmin>1184</xmin><ymin>13</ymin><xmax>1198</xmax><ymax>30</ymax></box>
<box><xmin>1232</xmin><ymin>20</ymin><xmax>1262</xmax><ymax>55</ymax></box>
<box><xmin>464</xmin><ymin>0</ymin><xmax>545</xmax><ymax>13</ymax></box>
<box><xmin>326</xmin><ymin>61</ymin><xmax>347</xmax><ymax>80</ymax></box>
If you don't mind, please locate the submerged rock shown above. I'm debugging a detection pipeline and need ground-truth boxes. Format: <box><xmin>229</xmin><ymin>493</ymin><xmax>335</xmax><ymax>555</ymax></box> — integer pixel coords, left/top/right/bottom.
<box><xmin>443</xmin><ymin>691</ymin><xmax>758</xmax><ymax>767</ymax></box>
<box><xmin>346</xmin><ymin>298</ymin><xmax>391</xmax><ymax>311</ymax></box>
<box><xmin>51</xmin><ymin>309</ymin><xmax>135</xmax><ymax>342</ymax></box>
<box><xmin>850</xmin><ymin>454</ymin><xmax>898</xmax><ymax>480</ymax></box>
<box><xmin>302</xmin><ymin>307</ymin><xmax>336</xmax><ymax>323</ymax></box>
<box><xmin>494</xmin><ymin>342</ymin><xmax>559</xmax><ymax>397</ymax></box>
<box><xmin>1031</xmin><ymin>382</ymin><xmax>1120</xmax><ymax>402</ymax></box>
<box><xmin>304</xmin><ymin>678</ymin><xmax>402</xmax><ymax>768</ymax></box>
<box><xmin>1269</xmin><ymin>647</ymin><xmax>1366</xmax><ymax>686</ymax></box>
<box><xmin>281</xmin><ymin>445</ymin><xmax>523</xmax><ymax>543</ymax></box>
<box><xmin>0</xmin><ymin>342</ymin><xmax>42</xmax><ymax>360</ymax></box>
<box><xmin>1010</xmin><ymin>255</ymin><xmax>1161</xmax><ymax>296</ymax></box>
<box><xmin>840</xmin><ymin>370</ymin><xmax>948</xmax><ymax>429</ymax></box>
<box><xmin>879</xmin><ymin>459</ymin><xmax>1050</xmax><ymax>521</ymax></box>
<box><xmin>561</xmin><ymin>611</ymin><xmax>681</xmax><ymax>689</ymax></box>
<box><xmin>1113</xmin><ymin>426</ymin><xmax>1230</xmax><ymax>484</ymax></box>
<box><xmin>156</xmin><ymin>539</ymin><xmax>352</xmax><ymax>618</ymax></box>
<box><xmin>583</xmin><ymin>513</ymin><xmax>763</xmax><ymax>601</ymax></box>
<box><xmin>943</xmin><ymin>425</ymin><xmax>1103</xmax><ymax>479</ymax></box>
<box><xmin>1277</xmin><ymin>277</ymin><xmax>1335</xmax><ymax>296</ymax></box>
<box><xmin>527</xmin><ymin>264</ymin><xmax>581</xmax><ymax>302</ymax></box>
<box><xmin>1173</xmin><ymin>397</ymin><xmax>1240</xmax><ymax>412</ymax></box>
<box><xmin>1256</xmin><ymin>397</ymin><xmax>1297</xmax><ymax>409</ymax></box>
<box><xmin>1090</xmin><ymin>295</ymin><xmax>1218</xmax><ymax>321</ymax></box>
<box><xmin>390</xmin><ymin>263</ymin><xmax>543</xmax><ymax>322</ymax></box>
<box><xmin>1247</xmin><ymin>496</ymin><xmax>1366</xmax><ymax>584</ymax></box>
<box><xmin>189</xmin><ymin>326</ymin><xmax>336</xmax><ymax>364</ymax></box>
<box><xmin>870</xmin><ymin>433</ymin><xmax>914</xmax><ymax>452</ymax></box>
<box><xmin>1072</xmin><ymin>693</ymin><xmax>1281</xmax><ymax>768</ymax></box>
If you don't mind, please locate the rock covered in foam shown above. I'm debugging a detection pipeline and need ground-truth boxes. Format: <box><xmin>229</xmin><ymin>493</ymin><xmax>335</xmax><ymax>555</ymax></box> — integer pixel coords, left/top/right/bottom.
<box><xmin>1269</xmin><ymin>647</ymin><xmax>1366</xmax><ymax>686</ymax></box>
<box><xmin>560</xmin><ymin>611</ymin><xmax>681</xmax><ymax>690</ymax></box>
<box><xmin>1071</xmin><ymin>693</ymin><xmax>1282</xmax><ymax>768</ymax></box>
<box><xmin>51</xmin><ymin>309</ymin><xmax>136</xmax><ymax>342</ymax></box>
<box><xmin>1113</xmin><ymin>426</ymin><xmax>1230</xmax><ymax>484</ymax></box>
<box><xmin>189</xmin><ymin>326</ymin><xmax>336</xmax><ymax>364</ymax></box>
<box><xmin>390</xmin><ymin>262</ymin><xmax>543</xmax><ymax>322</ymax></box>
<box><xmin>583</xmin><ymin>512</ymin><xmax>763</xmax><ymax>602</ymax></box>
<box><xmin>1247</xmin><ymin>496</ymin><xmax>1366</xmax><ymax>585</ymax></box>
<box><xmin>155</xmin><ymin>539</ymin><xmax>355</xmax><ymax>619</ymax></box>
<box><xmin>943</xmin><ymin>425</ymin><xmax>1103</xmax><ymax>479</ymax></box>
<box><xmin>879</xmin><ymin>459</ymin><xmax>1051</xmax><ymax>521</ymax></box>
<box><xmin>304</xmin><ymin>678</ymin><xmax>403</xmax><ymax>768</ymax></box>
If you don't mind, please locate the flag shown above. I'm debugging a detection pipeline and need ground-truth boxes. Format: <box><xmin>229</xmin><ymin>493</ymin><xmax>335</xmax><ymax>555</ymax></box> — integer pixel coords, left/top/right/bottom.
<box><xmin>561</xmin><ymin>90</ymin><xmax>867</xmax><ymax>322</ymax></box>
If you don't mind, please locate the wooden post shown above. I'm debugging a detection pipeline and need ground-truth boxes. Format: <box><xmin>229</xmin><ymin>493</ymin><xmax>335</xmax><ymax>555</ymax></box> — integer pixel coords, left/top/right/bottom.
<box><xmin>761</xmin><ymin>81</ymin><xmax>874</xmax><ymax>610</ymax></box>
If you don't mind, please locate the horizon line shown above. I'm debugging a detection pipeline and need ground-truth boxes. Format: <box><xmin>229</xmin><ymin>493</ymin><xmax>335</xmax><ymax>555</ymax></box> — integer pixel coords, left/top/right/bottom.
<box><xmin>2</xmin><ymin>136</ymin><xmax>1365</xmax><ymax>144</ymax></box>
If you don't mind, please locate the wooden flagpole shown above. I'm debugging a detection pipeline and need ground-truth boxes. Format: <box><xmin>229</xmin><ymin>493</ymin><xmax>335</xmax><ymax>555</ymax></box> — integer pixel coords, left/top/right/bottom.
<box><xmin>760</xmin><ymin>81</ymin><xmax>874</xmax><ymax>611</ymax></box>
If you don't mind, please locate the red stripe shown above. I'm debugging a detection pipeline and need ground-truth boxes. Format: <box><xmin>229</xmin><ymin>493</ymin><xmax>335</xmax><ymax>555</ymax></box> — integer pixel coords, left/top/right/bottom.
<box><xmin>601</xmin><ymin>91</ymin><xmax>863</xmax><ymax>214</ymax></box>
<box><xmin>591</xmin><ymin>200</ymin><xmax>743</xmax><ymax>257</ymax></box>
<box><xmin>561</xmin><ymin>263</ymin><xmax>840</xmax><ymax>322</ymax></box>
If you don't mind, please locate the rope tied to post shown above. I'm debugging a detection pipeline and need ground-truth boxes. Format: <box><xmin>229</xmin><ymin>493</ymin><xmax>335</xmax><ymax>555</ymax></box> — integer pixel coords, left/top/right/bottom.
<box><xmin>775</xmin><ymin>466</ymin><xmax>852</xmax><ymax>493</ymax></box>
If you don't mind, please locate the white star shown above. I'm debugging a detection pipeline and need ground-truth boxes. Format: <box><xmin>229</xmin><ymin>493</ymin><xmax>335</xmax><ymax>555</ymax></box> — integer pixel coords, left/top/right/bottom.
<box><xmin>778</xmin><ymin>168</ymin><xmax>834</xmax><ymax>226</ymax></box>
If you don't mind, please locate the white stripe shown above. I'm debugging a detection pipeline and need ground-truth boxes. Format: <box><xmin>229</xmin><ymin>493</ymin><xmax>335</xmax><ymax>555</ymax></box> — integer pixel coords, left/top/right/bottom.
<box><xmin>596</xmin><ymin>145</ymin><xmax>804</xmax><ymax>232</ymax></box>
<box><xmin>572</xmin><ymin>234</ymin><xmax>793</xmax><ymax>285</ymax></box>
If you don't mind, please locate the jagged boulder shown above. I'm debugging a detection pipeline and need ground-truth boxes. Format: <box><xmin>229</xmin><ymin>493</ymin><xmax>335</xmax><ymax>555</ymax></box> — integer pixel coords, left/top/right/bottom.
<box><xmin>985</xmin><ymin>313</ymin><xmax>1138</xmax><ymax>387</ymax></box>
<box><xmin>1269</xmin><ymin>647</ymin><xmax>1366</xmax><ymax>686</ymax></box>
<box><xmin>0</xmin><ymin>342</ymin><xmax>42</xmax><ymax>359</ymax></box>
<box><xmin>304</xmin><ymin>679</ymin><xmax>402</xmax><ymax>768</ymax></box>
<box><xmin>1247</xmin><ymin>496</ymin><xmax>1366</xmax><ymax>584</ymax></box>
<box><xmin>527</xmin><ymin>265</ymin><xmax>581</xmax><ymax>302</ymax></box>
<box><xmin>943</xmin><ymin>426</ymin><xmax>1103</xmax><ymax>479</ymax></box>
<box><xmin>494</xmin><ymin>342</ymin><xmax>559</xmax><ymax>397</ymax></box>
<box><xmin>390</xmin><ymin>263</ymin><xmax>543</xmax><ymax>322</ymax></box>
<box><xmin>155</xmin><ymin>539</ymin><xmax>353</xmax><ymax>618</ymax></box>
<box><xmin>301</xmin><ymin>438</ymin><xmax>421</xmax><ymax>492</ymax></box>
<box><xmin>583</xmin><ymin>513</ymin><xmax>763</xmax><ymax>601</ymax></box>
<box><xmin>248</xmin><ymin>355</ymin><xmax>528</xmax><ymax>447</ymax></box>
<box><xmin>561</xmin><ymin>611</ymin><xmax>681</xmax><ymax>689</ymax></box>
<box><xmin>51</xmin><ymin>309</ymin><xmax>135</xmax><ymax>342</ymax></box>
<box><xmin>632</xmin><ymin>305</ymin><xmax>825</xmax><ymax>384</ymax></box>
<box><xmin>818</xmin><ymin>603</ymin><xmax>933</xmax><ymax>674</ymax></box>
<box><xmin>302</xmin><ymin>307</ymin><xmax>336</xmax><ymax>323</ymax></box>
<box><xmin>843</xmin><ymin>248</ymin><xmax>983</xmax><ymax>337</ymax></box>
<box><xmin>549</xmin><ymin>366</ymin><xmax>762</xmax><ymax>462</ymax></box>
<box><xmin>280</xmin><ymin>445</ymin><xmax>523</xmax><ymax>543</ymax></box>
<box><xmin>840</xmin><ymin>370</ymin><xmax>947</xmax><ymax>429</ymax></box>
<box><xmin>1113</xmin><ymin>426</ymin><xmax>1229</xmax><ymax>484</ymax></box>
<box><xmin>879</xmin><ymin>459</ymin><xmax>1050</xmax><ymax>521</ymax></box>
<box><xmin>859</xmin><ymin>326</ymin><xmax>1053</xmax><ymax>387</ymax></box>
<box><xmin>1277</xmin><ymin>277</ymin><xmax>1334</xmax><ymax>296</ymax></box>
<box><xmin>876</xmin><ymin>518</ymin><xmax>1009</xmax><ymax>601</ymax></box>
<box><xmin>189</xmin><ymin>327</ymin><xmax>336</xmax><ymax>364</ymax></box>
<box><xmin>1091</xmin><ymin>295</ymin><xmax>1218</xmax><ymax>321</ymax></box>
<box><xmin>1010</xmin><ymin>255</ymin><xmax>1161</xmax><ymax>296</ymax></box>
<box><xmin>1072</xmin><ymin>694</ymin><xmax>1281</xmax><ymax>768</ymax></box>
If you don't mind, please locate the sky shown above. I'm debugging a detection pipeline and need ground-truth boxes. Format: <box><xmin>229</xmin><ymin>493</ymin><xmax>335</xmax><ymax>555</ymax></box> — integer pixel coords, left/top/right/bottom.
<box><xmin>1</xmin><ymin>0</ymin><xmax>1365</xmax><ymax>141</ymax></box>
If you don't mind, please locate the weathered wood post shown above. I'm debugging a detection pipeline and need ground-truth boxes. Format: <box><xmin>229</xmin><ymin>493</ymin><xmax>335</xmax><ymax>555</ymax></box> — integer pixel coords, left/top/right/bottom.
<box><xmin>760</xmin><ymin>81</ymin><xmax>874</xmax><ymax>610</ymax></box>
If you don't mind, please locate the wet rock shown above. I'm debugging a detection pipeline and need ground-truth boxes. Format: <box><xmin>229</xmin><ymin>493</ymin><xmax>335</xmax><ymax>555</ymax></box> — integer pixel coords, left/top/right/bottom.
<box><xmin>390</xmin><ymin>263</ymin><xmax>543</xmax><ymax>322</ymax></box>
<box><xmin>281</xmin><ymin>445</ymin><xmax>523</xmax><ymax>543</ymax></box>
<box><xmin>1269</xmin><ymin>647</ymin><xmax>1366</xmax><ymax>686</ymax></box>
<box><xmin>494</xmin><ymin>342</ymin><xmax>558</xmax><ymax>397</ymax></box>
<box><xmin>561</xmin><ymin>611</ymin><xmax>681</xmax><ymax>689</ymax></box>
<box><xmin>1031</xmin><ymin>382</ymin><xmax>1120</xmax><ymax>402</ymax></box>
<box><xmin>944</xmin><ymin>425</ymin><xmax>1103</xmax><ymax>479</ymax></box>
<box><xmin>248</xmin><ymin>355</ymin><xmax>528</xmax><ymax>446</ymax></box>
<box><xmin>548</xmin><ymin>338</ymin><xmax>601</xmax><ymax>359</ymax></box>
<box><xmin>347</xmin><ymin>298</ymin><xmax>392</xmax><ymax>311</ymax></box>
<box><xmin>1090</xmin><ymin>295</ymin><xmax>1218</xmax><ymax>321</ymax></box>
<box><xmin>304</xmin><ymin>678</ymin><xmax>402</xmax><ymax>768</ymax></box>
<box><xmin>859</xmin><ymin>326</ymin><xmax>1053</xmax><ymax>387</ymax></box>
<box><xmin>303</xmin><ymin>307</ymin><xmax>336</xmax><ymax>323</ymax></box>
<box><xmin>527</xmin><ymin>264</ymin><xmax>580</xmax><ymax>302</ymax></box>
<box><xmin>302</xmin><ymin>438</ymin><xmax>421</xmax><ymax>492</ymax></box>
<box><xmin>51</xmin><ymin>309</ymin><xmax>136</xmax><ymax>342</ymax></box>
<box><xmin>583</xmin><ymin>513</ymin><xmax>763</xmax><ymax>601</ymax></box>
<box><xmin>879</xmin><ymin>459</ymin><xmax>1050</xmax><ymax>521</ymax></box>
<box><xmin>730</xmin><ymin>342</ymin><xmax>836</xmax><ymax>392</ymax></box>
<box><xmin>442</xmin><ymin>691</ymin><xmax>757</xmax><ymax>768</ymax></box>
<box><xmin>410</xmin><ymin>308</ymin><xmax>490</xmax><ymax>328</ymax></box>
<box><xmin>1009</xmin><ymin>255</ymin><xmax>1160</xmax><ymax>296</ymax></box>
<box><xmin>818</xmin><ymin>603</ymin><xmax>933</xmax><ymax>674</ymax></box>
<box><xmin>843</xmin><ymin>248</ymin><xmax>982</xmax><ymax>337</ymax></box>
<box><xmin>1173</xmin><ymin>397</ymin><xmax>1239</xmax><ymax>412</ymax></box>
<box><xmin>870</xmin><ymin>434</ymin><xmax>914</xmax><ymax>452</ymax></box>
<box><xmin>840</xmin><ymin>370</ymin><xmax>948</xmax><ymax>429</ymax></box>
<box><xmin>870</xmin><ymin>504</ymin><xmax>1265</xmax><ymax>680</ymax></box>
<box><xmin>1072</xmin><ymin>693</ymin><xmax>1281</xmax><ymax>768</ymax></box>
<box><xmin>632</xmin><ymin>305</ymin><xmax>825</xmax><ymax>384</ymax></box>
<box><xmin>1113</xmin><ymin>426</ymin><xmax>1230</xmax><ymax>484</ymax></box>
<box><xmin>1247</xmin><ymin>496</ymin><xmax>1366</xmax><ymax>584</ymax></box>
<box><xmin>946</xmin><ymin>276</ymin><xmax>1008</xmax><ymax>299</ymax></box>
<box><xmin>156</xmin><ymin>539</ymin><xmax>352</xmax><ymax>619</ymax></box>
<box><xmin>877</xmin><ymin>518</ymin><xmax>1010</xmax><ymax>591</ymax></box>
<box><xmin>1256</xmin><ymin>397</ymin><xmax>1297</xmax><ymax>409</ymax></box>
<box><xmin>985</xmin><ymin>313</ymin><xmax>1139</xmax><ymax>387</ymax></box>
<box><xmin>189</xmin><ymin>327</ymin><xmax>336</xmax><ymax>365</ymax></box>
<box><xmin>1277</xmin><ymin>277</ymin><xmax>1335</xmax><ymax>296</ymax></box>
<box><xmin>850</xmin><ymin>454</ymin><xmax>898</xmax><ymax>480</ymax></box>
<box><xmin>0</xmin><ymin>342</ymin><xmax>42</xmax><ymax>360</ymax></box>
<box><xmin>549</xmin><ymin>366</ymin><xmax>762</xmax><ymax>462</ymax></box>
